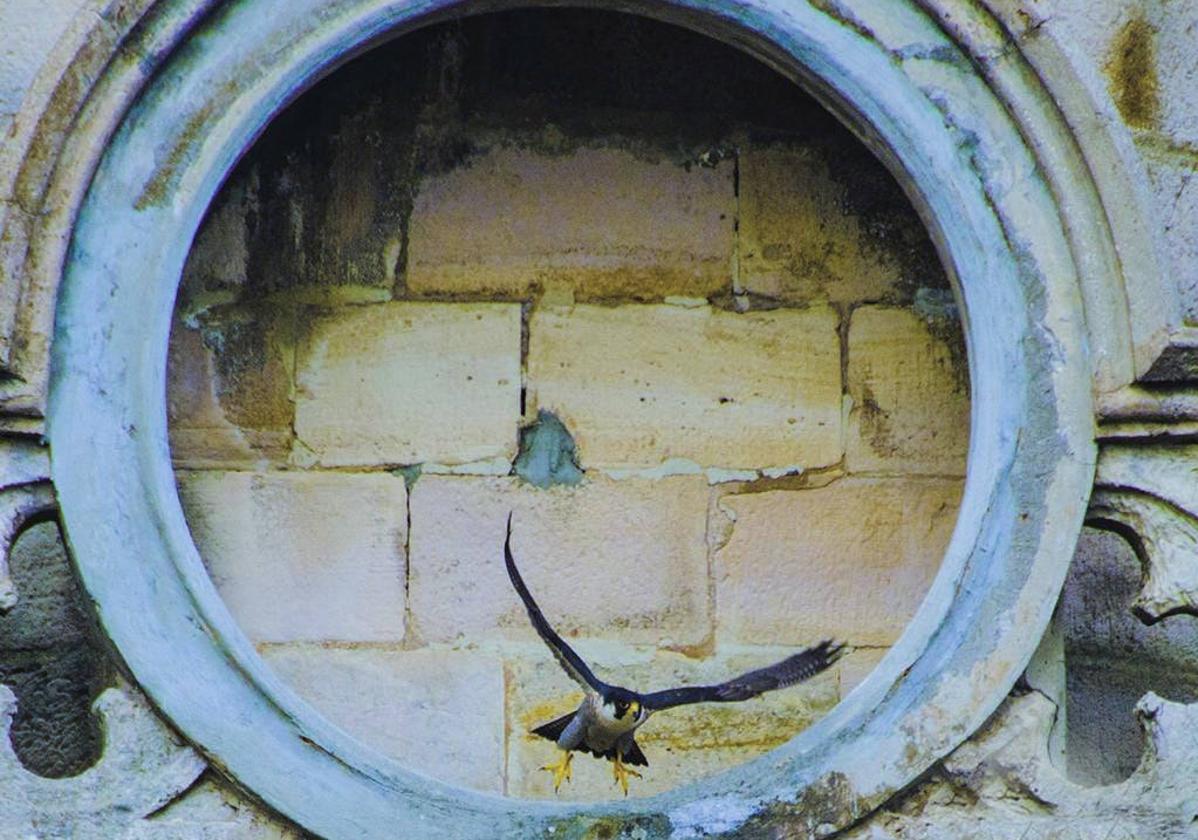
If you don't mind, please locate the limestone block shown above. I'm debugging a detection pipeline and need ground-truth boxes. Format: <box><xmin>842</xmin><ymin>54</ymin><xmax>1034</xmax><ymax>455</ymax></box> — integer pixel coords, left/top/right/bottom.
<box><xmin>526</xmin><ymin>304</ymin><xmax>842</xmax><ymax>470</ymax></box>
<box><xmin>261</xmin><ymin>646</ymin><xmax>504</xmax><ymax>793</ymax></box>
<box><xmin>167</xmin><ymin>306</ymin><xmax>296</xmax><ymax>468</ymax></box>
<box><xmin>178</xmin><ymin>177</ymin><xmax>252</xmax><ymax>298</ymax></box>
<box><xmin>738</xmin><ymin>144</ymin><xmax>929</xmax><ymax>306</ymax></box>
<box><xmin>1154</xmin><ymin>6</ymin><xmax>1198</xmax><ymax>149</ymax></box>
<box><xmin>505</xmin><ymin>644</ymin><xmax>839</xmax><ymax>800</ymax></box>
<box><xmin>177</xmin><ymin>471</ymin><xmax>406</xmax><ymax>643</ymax></box>
<box><xmin>407</xmin><ymin>475</ymin><xmax>710</xmax><ymax>648</ymax></box>
<box><xmin>714</xmin><ymin>478</ymin><xmax>962</xmax><ymax>647</ymax></box>
<box><xmin>407</xmin><ymin>146</ymin><xmax>735</xmax><ymax>300</ymax></box>
<box><xmin>293</xmin><ymin>302</ymin><xmax>521</xmax><ymax>467</ymax></box>
<box><xmin>1145</xmin><ymin>155</ymin><xmax>1198</xmax><ymax>323</ymax></box>
<box><xmin>846</xmin><ymin>306</ymin><xmax>969</xmax><ymax>476</ymax></box>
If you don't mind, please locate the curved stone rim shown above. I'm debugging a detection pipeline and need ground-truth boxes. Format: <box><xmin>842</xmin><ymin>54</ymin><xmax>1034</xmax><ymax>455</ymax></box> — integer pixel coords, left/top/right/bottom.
<box><xmin>46</xmin><ymin>0</ymin><xmax>1096</xmax><ymax>837</ymax></box>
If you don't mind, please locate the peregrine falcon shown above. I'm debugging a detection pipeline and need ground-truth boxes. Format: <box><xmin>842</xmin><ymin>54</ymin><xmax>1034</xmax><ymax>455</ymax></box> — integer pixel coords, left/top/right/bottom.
<box><xmin>504</xmin><ymin>515</ymin><xmax>846</xmax><ymax>795</ymax></box>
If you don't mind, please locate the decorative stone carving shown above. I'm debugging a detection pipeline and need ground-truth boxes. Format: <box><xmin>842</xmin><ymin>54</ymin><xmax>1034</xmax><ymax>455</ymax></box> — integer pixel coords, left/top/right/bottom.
<box><xmin>0</xmin><ymin>682</ymin><xmax>206</xmax><ymax>838</ymax></box>
<box><xmin>1093</xmin><ymin>389</ymin><xmax>1198</xmax><ymax>622</ymax></box>
<box><xmin>3</xmin><ymin>0</ymin><xmax>1194</xmax><ymax>837</ymax></box>
<box><xmin>844</xmin><ymin>690</ymin><xmax>1198</xmax><ymax>839</ymax></box>
<box><xmin>1088</xmin><ymin>488</ymin><xmax>1198</xmax><ymax>622</ymax></box>
<box><xmin>0</xmin><ymin>436</ymin><xmax>54</xmax><ymax>612</ymax></box>
<box><xmin>44</xmin><ymin>0</ymin><xmax>1101</xmax><ymax>835</ymax></box>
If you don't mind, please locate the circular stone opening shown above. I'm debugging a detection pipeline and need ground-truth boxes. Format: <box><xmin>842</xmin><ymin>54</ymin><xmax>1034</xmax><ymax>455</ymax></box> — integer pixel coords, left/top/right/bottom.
<box><xmin>50</xmin><ymin>0</ymin><xmax>1096</xmax><ymax>832</ymax></box>
<box><xmin>167</xmin><ymin>8</ymin><xmax>968</xmax><ymax>801</ymax></box>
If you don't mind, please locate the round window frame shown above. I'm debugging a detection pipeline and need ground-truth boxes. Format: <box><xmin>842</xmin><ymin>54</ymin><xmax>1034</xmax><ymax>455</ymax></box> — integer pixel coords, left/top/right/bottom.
<box><xmin>46</xmin><ymin>0</ymin><xmax>1096</xmax><ymax>837</ymax></box>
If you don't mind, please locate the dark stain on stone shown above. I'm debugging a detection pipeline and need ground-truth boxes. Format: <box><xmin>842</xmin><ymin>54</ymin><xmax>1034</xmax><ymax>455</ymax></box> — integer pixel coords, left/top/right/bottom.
<box><xmin>858</xmin><ymin>382</ymin><xmax>898</xmax><ymax>457</ymax></box>
<box><xmin>724</xmin><ymin>771</ymin><xmax>878</xmax><ymax>838</ymax></box>
<box><xmin>0</xmin><ymin>522</ymin><xmax>112</xmax><ymax>778</ymax></box>
<box><xmin>1106</xmin><ymin>15</ymin><xmax>1160</xmax><ymax>131</ymax></box>
<box><xmin>193</xmin><ymin>304</ymin><xmax>296</xmax><ymax>431</ymax></box>
<box><xmin>134</xmin><ymin>100</ymin><xmax>217</xmax><ymax>211</ymax></box>
<box><xmin>183</xmin><ymin>9</ymin><xmax>943</xmax><ymax>305</ymax></box>
<box><xmin>543</xmin><ymin>813</ymin><xmax>672</xmax><ymax>840</ymax></box>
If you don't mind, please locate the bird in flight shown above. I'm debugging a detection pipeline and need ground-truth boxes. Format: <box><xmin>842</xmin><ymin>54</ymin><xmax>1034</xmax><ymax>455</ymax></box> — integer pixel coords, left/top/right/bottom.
<box><xmin>503</xmin><ymin>514</ymin><xmax>846</xmax><ymax>795</ymax></box>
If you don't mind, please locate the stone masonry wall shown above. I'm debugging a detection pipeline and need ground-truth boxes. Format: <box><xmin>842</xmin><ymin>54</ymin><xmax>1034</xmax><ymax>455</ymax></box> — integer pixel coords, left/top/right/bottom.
<box><xmin>165</xmin><ymin>11</ymin><xmax>968</xmax><ymax>800</ymax></box>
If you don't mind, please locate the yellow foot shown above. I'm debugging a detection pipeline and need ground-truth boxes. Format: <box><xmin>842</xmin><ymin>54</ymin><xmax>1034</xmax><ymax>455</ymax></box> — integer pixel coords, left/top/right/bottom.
<box><xmin>611</xmin><ymin>754</ymin><xmax>643</xmax><ymax>796</ymax></box>
<box><xmin>540</xmin><ymin>751</ymin><xmax>573</xmax><ymax>793</ymax></box>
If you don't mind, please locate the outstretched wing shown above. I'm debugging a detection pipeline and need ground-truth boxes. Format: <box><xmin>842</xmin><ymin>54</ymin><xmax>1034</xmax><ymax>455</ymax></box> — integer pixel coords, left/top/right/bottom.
<box><xmin>640</xmin><ymin>640</ymin><xmax>846</xmax><ymax>711</ymax></box>
<box><xmin>504</xmin><ymin>514</ymin><xmax>607</xmax><ymax>693</ymax></box>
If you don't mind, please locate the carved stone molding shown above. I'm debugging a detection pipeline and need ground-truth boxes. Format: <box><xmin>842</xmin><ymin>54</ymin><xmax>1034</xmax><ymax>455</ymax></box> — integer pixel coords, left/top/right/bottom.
<box><xmin>0</xmin><ymin>435</ymin><xmax>54</xmax><ymax>613</ymax></box>
<box><xmin>1092</xmin><ymin>388</ymin><xmax>1198</xmax><ymax>623</ymax></box>
<box><xmin>0</xmin><ymin>682</ymin><xmax>206</xmax><ymax>838</ymax></box>
<box><xmin>9</xmin><ymin>0</ymin><xmax>1193</xmax><ymax>836</ymax></box>
<box><xmin>41</xmin><ymin>0</ymin><xmax>1102</xmax><ymax>836</ymax></box>
<box><xmin>847</xmin><ymin>690</ymin><xmax>1198</xmax><ymax>838</ymax></box>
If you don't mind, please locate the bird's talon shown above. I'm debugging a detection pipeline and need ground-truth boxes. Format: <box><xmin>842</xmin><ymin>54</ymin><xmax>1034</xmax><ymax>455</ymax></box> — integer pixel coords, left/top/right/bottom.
<box><xmin>540</xmin><ymin>751</ymin><xmax>573</xmax><ymax>793</ymax></box>
<box><xmin>611</xmin><ymin>754</ymin><xmax>642</xmax><ymax>796</ymax></box>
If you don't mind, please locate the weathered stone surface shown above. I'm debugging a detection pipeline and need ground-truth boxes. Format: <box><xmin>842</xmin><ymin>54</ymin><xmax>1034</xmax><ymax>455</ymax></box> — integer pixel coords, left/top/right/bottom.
<box><xmin>846</xmin><ymin>306</ymin><xmax>969</xmax><ymax>476</ymax></box>
<box><xmin>293</xmin><ymin>302</ymin><xmax>522</xmax><ymax>467</ymax></box>
<box><xmin>527</xmin><ymin>304</ymin><xmax>842</xmax><ymax>470</ymax></box>
<box><xmin>177</xmin><ymin>471</ymin><xmax>407</xmax><ymax>643</ymax></box>
<box><xmin>844</xmin><ymin>691</ymin><xmax>1198</xmax><ymax>840</ymax></box>
<box><xmin>837</xmin><ymin>646</ymin><xmax>888</xmax><ymax>698</ymax></box>
<box><xmin>506</xmin><ymin>644</ymin><xmax>838</xmax><ymax>800</ymax></box>
<box><xmin>0</xmin><ymin>521</ymin><xmax>109</xmax><ymax>779</ymax></box>
<box><xmin>1145</xmin><ymin>154</ymin><xmax>1198</xmax><ymax>324</ymax></box>
<box><xmin>132</xmin><ymin>774</ymin><xmax>305</xmax><ymax>839</ymax></box>
<box><xmin>714</xmin><ymin>478</ymin><xmax>962</xmax><ymax>647</ymax></box>
<box><xmin>407</xmin><ymin>146</ymin><xmax>735</xmax><ymax>300</ymax></box>
<box><xmin>0</xmin><ymin>521</ymin><xmax>88</xmax><ymax>649</ymax></box>
<box><xmin>1064</xmin><ymin>529</ymin><xmax>1198</xmax><ymax>672</ymax></box>
<box><xmin>1086</xmin><ymin>489</ymin><xmax>1198</xmax><ymax>623</ymax></box>
<box><xmin>167</xmin><ymin>307</ymin><xmax>296</xmax><ymax>468</ymax></box>
<box><xmin>261</xmin><ymin>646</ymin><xmax>504</xmax><ymax>793</ymax></box>
<box><xmin>407</xmin><ymin>475</ymin><xmax>710</xmax><ymax>648</ymax></box>
<box><xmin>0</xmin><ymin>0</ymin><xmax>86</xmax><ymax>128</ymax></box>
<box><xmin>0</xmin><ymin>645</ymin><xmax>106</xmax><ymax>780</ymax></box>
<box><xmin>1061</xmin><ymin>527</ymin><xmax>1198</xmax><ymax>785</ymax></box>
<box><xmin>1152</xmin><ymin>4</ymin><xmax>1198</xmax><ymax>148</ymax></box>
<box><xmin>738</xmin><ymin>144</ymin><xmax>933</xmax><ymax>306</ymax></box>
<box><xmin>1093</xmin><ymin>444</ymin><xmax>1198</xmax><ymax>622</ymax></box>
<box><xmin>0</xmin><ymin>682</ymin><xmax>206</xmax><ymax>838</ymax></box>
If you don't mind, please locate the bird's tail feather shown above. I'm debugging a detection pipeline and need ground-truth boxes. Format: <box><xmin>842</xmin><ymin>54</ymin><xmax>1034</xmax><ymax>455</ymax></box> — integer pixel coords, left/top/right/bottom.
<box><xmin>620</xmin><ymin>739</ymin><xmax>648</xmax><ymax>767</ymax></box>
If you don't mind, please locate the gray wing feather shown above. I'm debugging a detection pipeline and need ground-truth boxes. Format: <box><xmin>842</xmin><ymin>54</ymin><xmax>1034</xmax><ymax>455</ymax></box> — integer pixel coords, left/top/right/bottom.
<box><xmin>640</xmin><ymin>640</ymin><xmax>846</xmax><ymax>711</ymax></box>
<box><xmin>504</xmin><ymin>514</ymin><xmax>607</xmax><ymax>693</ymax></box>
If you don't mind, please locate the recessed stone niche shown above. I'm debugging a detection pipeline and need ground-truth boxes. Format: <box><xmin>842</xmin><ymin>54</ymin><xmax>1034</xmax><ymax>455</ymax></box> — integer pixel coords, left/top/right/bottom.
<box><xmin>168</xmin><ymin>9</ymin><xmax>968</xmax><ymax>800</ymax></box>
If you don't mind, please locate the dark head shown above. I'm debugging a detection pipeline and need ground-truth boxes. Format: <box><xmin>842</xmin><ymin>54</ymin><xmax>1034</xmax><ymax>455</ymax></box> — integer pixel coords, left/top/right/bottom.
<box><xmin>602</xmin><ymin>687</ymin><xmax>642</xmax><ymax>721</ymax></box>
